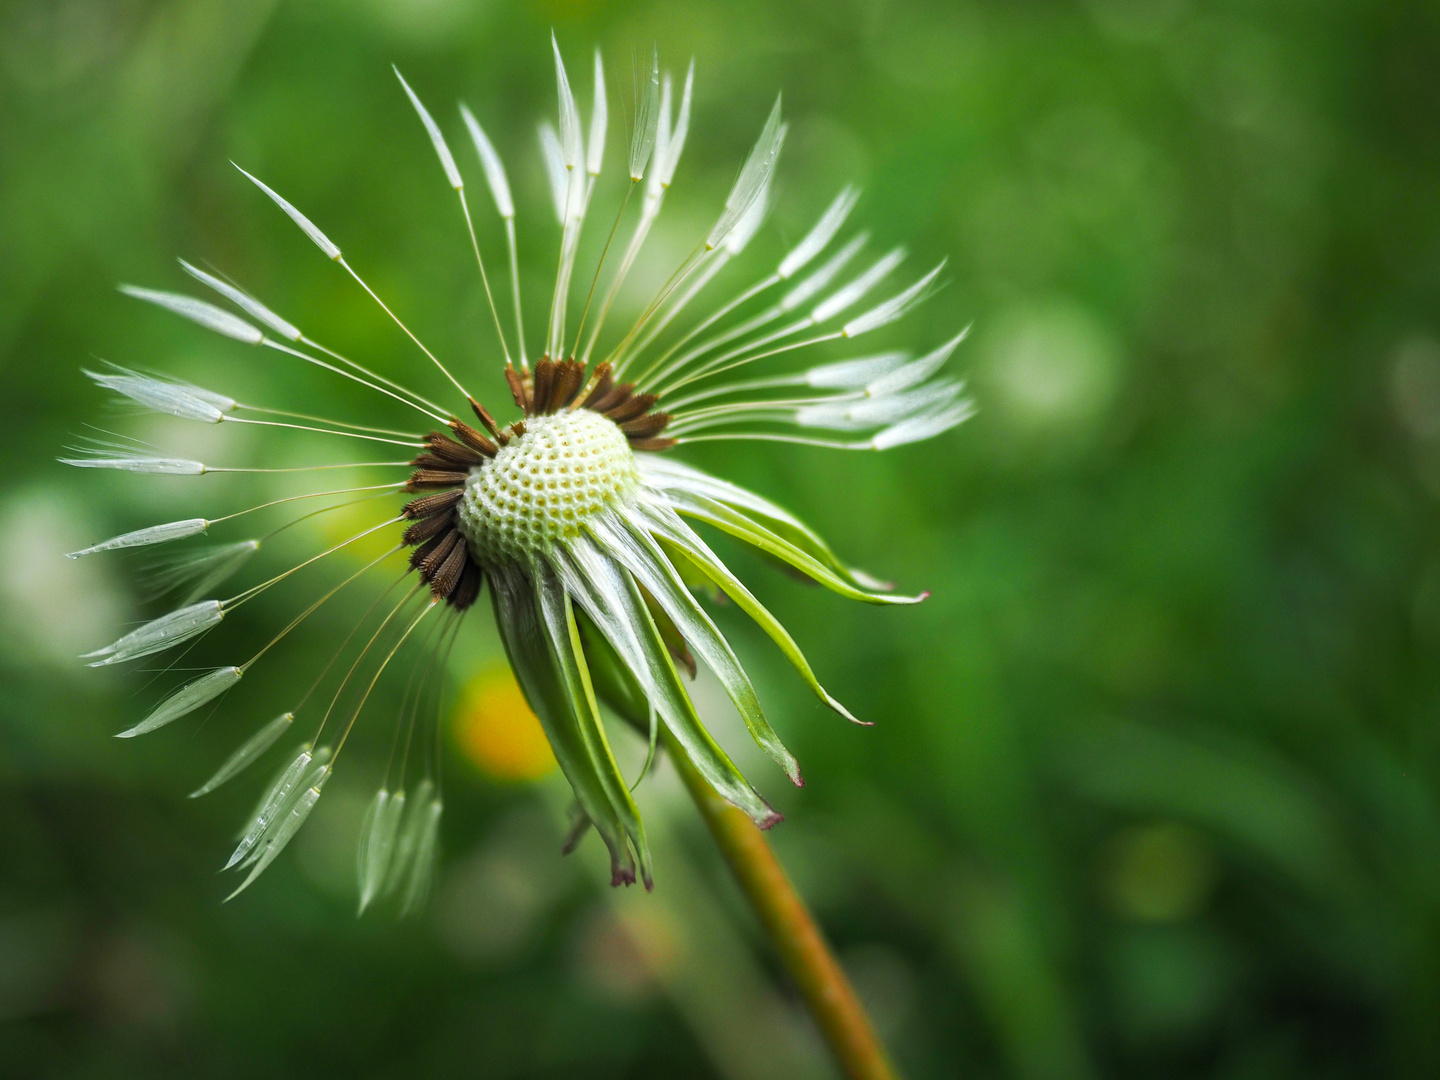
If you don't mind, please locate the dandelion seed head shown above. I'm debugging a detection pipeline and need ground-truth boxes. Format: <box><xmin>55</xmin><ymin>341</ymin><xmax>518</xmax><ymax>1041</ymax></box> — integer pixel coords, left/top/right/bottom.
<box><xmin>71</xmin><ymin>40</ymin><xmax>974</xmax><ymax>905</ymax></box>
<box><xmin>457</xmin><ymin>410</ymin><xmax>638</xmax><ymax>564</ymax></box>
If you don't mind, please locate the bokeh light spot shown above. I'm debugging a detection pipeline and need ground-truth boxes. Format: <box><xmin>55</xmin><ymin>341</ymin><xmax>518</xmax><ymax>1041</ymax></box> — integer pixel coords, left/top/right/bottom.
<box><xmin>1100</xmin><ymin>822</ymin><xmax>1219</xmax><ymax>923</ymax></box>
<box><xmin>981</xmin><ymin>299</ymin><xmax>1121</xmax><ymax>435</ymax></box>
<box><xmin>452</xmin><ymin>665</ymin><xmax>556</xmax><ymax>782</ymax></box>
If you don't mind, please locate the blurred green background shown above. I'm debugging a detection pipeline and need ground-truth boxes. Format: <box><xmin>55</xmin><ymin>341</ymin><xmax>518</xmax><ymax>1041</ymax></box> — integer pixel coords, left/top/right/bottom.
<box><xmin>4</xmin><ymin>0</ymin><xmax>1440</xmax><ymax>1077</ymax></box>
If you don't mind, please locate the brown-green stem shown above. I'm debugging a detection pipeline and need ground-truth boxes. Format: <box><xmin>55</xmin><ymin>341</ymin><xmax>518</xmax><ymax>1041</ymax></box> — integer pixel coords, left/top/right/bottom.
<box><xmin>664</xmin><ymin>730</ymin><xmax>902</xmax><ymax>1080</ymax></box>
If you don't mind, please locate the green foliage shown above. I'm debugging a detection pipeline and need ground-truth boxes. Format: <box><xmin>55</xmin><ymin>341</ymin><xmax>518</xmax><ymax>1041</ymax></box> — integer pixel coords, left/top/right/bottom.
<box><xmin>2</xmin><ymin>0</ymin><xmax>1439</xmax><ymax>1076</ymax></box>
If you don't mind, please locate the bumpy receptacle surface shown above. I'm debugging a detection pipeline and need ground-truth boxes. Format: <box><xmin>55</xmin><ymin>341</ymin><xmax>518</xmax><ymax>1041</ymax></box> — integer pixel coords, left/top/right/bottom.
<box><xmin>456</xmin><ymin>409</ymin><xmax>639</xmax><ymax>564</ymax></box>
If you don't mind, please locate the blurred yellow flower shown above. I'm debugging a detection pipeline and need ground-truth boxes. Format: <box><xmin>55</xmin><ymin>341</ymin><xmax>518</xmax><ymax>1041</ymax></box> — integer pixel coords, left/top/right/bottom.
<box><xmin>453</xmin><ymin>666</ymin><xmax>556</xmax><ymax>782</ymax></box>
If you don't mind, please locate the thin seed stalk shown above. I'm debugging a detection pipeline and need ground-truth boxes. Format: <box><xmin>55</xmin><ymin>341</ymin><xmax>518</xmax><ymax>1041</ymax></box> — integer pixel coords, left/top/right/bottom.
<box><xmin>663</xmin><ymin>728</ymin><xmax>901</xmax><ymax>1080</ymax></box>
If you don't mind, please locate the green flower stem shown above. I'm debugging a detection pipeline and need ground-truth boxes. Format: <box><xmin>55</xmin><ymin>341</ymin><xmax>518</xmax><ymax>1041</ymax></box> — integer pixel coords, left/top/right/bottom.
<box><xmin>664</xmin><ymin>729</ymin><xmax>902</xmax><ymax>1080</ymax></box>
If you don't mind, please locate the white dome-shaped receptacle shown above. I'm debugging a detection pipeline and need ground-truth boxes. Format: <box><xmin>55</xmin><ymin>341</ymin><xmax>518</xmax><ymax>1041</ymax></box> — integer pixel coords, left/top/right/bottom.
<box><xmin>456</xmin><ymin>409</ymin><xmax>639</xmax><ymax>564</ymax></box>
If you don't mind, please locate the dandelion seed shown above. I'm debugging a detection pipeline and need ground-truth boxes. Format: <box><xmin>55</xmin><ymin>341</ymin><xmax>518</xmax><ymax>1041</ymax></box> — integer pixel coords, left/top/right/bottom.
<box><xmin>779</xmin><ymin>186</ymin><xmax>860</xmax><ymax>280</ymax></box>
<box><xmin>398</xmin><ymin>797</ymin><xmax>443</xmax><ymax>916</ymax></box>
<box><xmin>227</xmin><ymin>745</ymin><xmax>324</xmax><ymax>870</ymax></box>
<box><xmin>460</xmin><ymin>106</ymin><xmax>513</xmax><ymax>219</ymax></box>
<box><xmin>872</xmin><ymin>400</ymin><xmax>977</xmax><ymax>450</ymax></box>
<box><xmin>707</xmin><ymin>97</ymin><xmax>785</xmax><ymax>250</ymax></box>
<box><xmin>539</xmin><ymin>124</ymin><xmax>571</xmax><ymax>224</ymax></box>
<box><xmin>394</xmin><ymin>67</ymin><xmax>463</xmax><ymax>191</ymax></box>
<box><xmin>629</xmin><ymin>48</ymin><xmax>661</xmax><ymax>181</ymax></box>
<box><xmin>864</xmin><ymin>328</ymin><xmax>970</xmax><ymax>396</ymax></box>
<box><xmin>779</xmin><ymin>233</ymin><xmax>870</xmax><ymax>313</ymax></box>
<box><xmin>657</xmin><ymin>62</ymin><xmax>694</xmax><ymax>190</ymax></box>
<box><xmin>797</xmin><ymin>380</ymin><xmax>965</xmax><ymax>430</ymax></box>
<box><xmin>356</xmin><ymin>788</ymin><xmax>403</xmax><ymax>914</ymax></box>
<box><xmin>150</xmin><ymin>540</ymin><xmax>260</xmax><ymax>605</ymax></box>
<box><xmin>179</xmin><ymin>260</ymin><xmax>302</xmax><ymax>342</ymax></box>
<box><xmin>69</xmin><ymin>517</ymin><xmax>209</xmax><ymax>558</ymax></box>
<box><xmin>76</xmin><ymin>40</ymin><xmax>972</xmax><ymax>907</ymax></box>
<box><xmin>85</xmin><ymin>367</ymin><xmax>231</xmax><ymax>423</ymax></box>
<box><xmin>842</xmin><ymin>260</ymin><xmax>948</xmax><ymax>338</ymax></box>
<box><xmin>233</xmin><ymin>164</ymin><xmax>342</xmax><ymax>260</ymax></box>
<box><xmin>803</xmin><ymin>352</ymin><xmax>911</xmax><ymax>389</ymax></box>
<box><xmin>586</xmin><ymin>50</ymin><xmax>607</xmax><ymax>178</ymax></box>
<box><xmin>61</xmin><ymin>452</ymin><xmax>206</xmax><ymax>475</ymax></box>
<box><xmin>120</xmin><ymin>286</ymin><xmax>265</xmax><ymax>344</ymax></box>
<box><xmin>84</xmin><ymin>599</ymin><xmax>225</xmax><ymax>666</ymax></box>
<box><xmin>190</xmin><ymin>712</ymin><xmax>294</xmax><ymax>797</ymax></box>
<box><xmin>811</xmin><ymin>248</ymin><xmax>906</xmax><ymax>325</ymax></box>
<box><xmin>117</xmin><ymin>665</ymin><xmax>243</xmax><ymax>738</ymax></box>
<box><xmin>226</xmin><ymin>774</ymin><xmax>328</xmax><ymax>899</ymax></box>
<box><xmin>724</xmin><ymin>176</ymin><xmax>771</xmax><ymax>255</ymax></box>
<box><xmin>383</xmin><ymin>778</ymin><xmax>435</xmax><ymax>898</ymax></box>
<box><xmin>551</xmin><ymin>35</ymin><xmax>583</xmax><ymax>173</ymax></box>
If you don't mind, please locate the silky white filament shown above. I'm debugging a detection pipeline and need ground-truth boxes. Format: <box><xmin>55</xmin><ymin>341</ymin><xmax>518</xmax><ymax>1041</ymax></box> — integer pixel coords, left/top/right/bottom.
<box><xmin>235</xmin><ymin>164</ymin><xmax>342</xmax><ymax>260</ymax></box>
<box><xmin>649</xmin><ymin>74</ymin><xmax>674</xmax><ymax>204</ymax></box>
<box><xmin>68</xmin><ymin>517</ymin><xmax>209</xmax><ymax>558</ymax></box>
<box><xmin>148</xmin><ymin>539</ymin><xmax>260</xmax><ymax>606</ymax></box>
<box><xmin>706</xmin><ymin>97</ymin><xmax>785</xmax><ymax>251</ymax></box>
<box><xmin>120</xmin><ymin>286</ymin><xmax>264</xmax><ymax>345</ymax></box>
<box><xmin>85</xmin><ymin>599</ymin><xmax>225</xmax><ymax>666</ymax></box>
<box><xmin>357</xmin><ymin>788</ymin><xmax>403</xmax><ymax>913</ymax></box>
<box><xmin>779</xmin><ymin>233</ymin><xmax>871</xmax><ymax>313</ymax></box>
<box><xmin>190</xmin><ymin>712</ymin><xmax>295</xmax><ymax>797</ymax></box>
<box><xmin>552</xmin><ymin>34</ymin><xmax>583</xmax><ymax>172</ymax></box>
<box><xmin>841</xmin><ymin>260</ymin><xmax>947</xmax><ymax>338</ymax></box>
<box><xmin>587</xmin><ymin>49</ymin><xmax>607</xmax><ymax>177</ymax></box>
<box><xmin>179</xmin><ymin>260</ymin><xmax>302</xmax><ymax>342</ymax></box>
<box><xmin>629</xmin><ymin>185</ymin><xmax>850</xmax><ymax>388</ymax></box>
<box><xmin>226</xmin><ymin>766</ymin><xmax>330</xmax><ymax>899</ymax></box>
<box><xmin>118</xmin><ymin>666</ymin><xmax>243</xmax><ymax>738</ymax></box>
<box><xmin>724</xmin><ymin>177</ymin><xmax>771</xmax><ymax>256</ymax></box>
<box><xmin>811</xmin><ymin>248</ymin><xmax>906</xmax><ymax>325</ymax></box>
<box><xmin>85</xmin><ymin>368</ymin><xmax>227</xmax><ymax>423</ymax></box>
<box><xmin>61</xmin><ymin>453</ymin><xmax>207</xmax><ymax>474</ymax></box>
<box><xmin>658</xmin><ymin>352</ymin><xmax>910</xmax><ymax>412</ymax></box>
<box><xmin>383</xmin><ymin>778</ymin><xmax>436</xmax><ymax>902</ymax></box>
<box><xmin>394</xmin><ymin>67</ymin><xmax>463</xmax><ymax>191</ymax></box>
<box><xmin>797</xmin><ymin>381</ymin><xmax>965</xmax><ymax>430</ymax></box>
<box><xmin>93</xmin><ymin>363</ymin><xmax>238</xmax><ymax>412</ymax></box>
<box><xmin>224</xmin><ymin>189</ymin><xmax>467</xmax><ymax>422</ymax></box>
<box><xmin>805</xmin><ymin>352</ymin><xmax>911</xmax><ymax>389</ymax></box>
<box><xmin>657</xmin><ymin>62</ymin><xmax>694</xmax><ymax>190</ymax></box>
<box><xmin>871</xmin><ymin>400</ymin><xmax>977</xmax><ymax>450</ymax></box>
<box><xmin>460</xmin><ymin>105</ymin><xmax>514</xmax><ymax>219</ymax></box>
<box><xmin>538</xmin><ymin>124</ymin><xmax>572</xmax><ymax>224</ymax></box>
<box><xmin>779</xmin><ymin>187</ymin><xmax>860</xmax><ymax>280</ymax></box>
<box><xmin>399</xmin><ymin>797</ymin><xmax>443</xmax><ymax>916</ymax></box>
<box><xmin>460</xmin><ymin>104</ymin><xmax>526</xmax><ymax>364</ymax></box>
<box><xmin>865</xmin><ymin>328</ymin><xmax>970</xmax><ymax>396</ymax></box>
<box><xmin>628</xmin><ymin>48</ymin><xmax>660</xmax><ymax>181</ymax></box>
<box><xmin>227</xmin><ymin>745</ymin><xmax>322</xmax><ymax>869</ymax></box>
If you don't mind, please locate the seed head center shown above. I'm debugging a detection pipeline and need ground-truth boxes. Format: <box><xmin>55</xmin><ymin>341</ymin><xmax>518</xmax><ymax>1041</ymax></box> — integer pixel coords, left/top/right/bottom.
<box><xmin>455</xmin><ymin>409</ymin><xmax>638</xmax><ymax>564</ymax></box>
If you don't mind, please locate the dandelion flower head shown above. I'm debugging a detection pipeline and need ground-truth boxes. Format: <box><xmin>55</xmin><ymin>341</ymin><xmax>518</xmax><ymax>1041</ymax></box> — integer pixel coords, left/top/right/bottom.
<box><xmin>66</xmin><ymin>37</ymin><xmax>973</xmax><ymax>905</ymax></box>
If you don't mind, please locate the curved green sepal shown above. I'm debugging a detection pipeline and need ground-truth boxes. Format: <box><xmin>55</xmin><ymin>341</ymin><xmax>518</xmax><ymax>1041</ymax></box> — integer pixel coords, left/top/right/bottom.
<box><xmin>635</xmin><ymin>497</ymin><xmax>866</xmax><ymax>726</ymax></box>
<box><xmin>661</xmin><ymin>486</ymin><xmax>922</xmax><ymax>605</ymax></box>
<box><xmin>594</xmin><ymin>513</ymin><xmax>803</xmax><ymax>784</ymax></box>
<box><xmin>489</xmin><ymin>566</ymin><xmax>646</xmax><ymax>887</ymax></box>
<box><xmin>638</xmin><ymin>456</ymin><xmax>895</xmax><ymax>593</ymax></box>
<box><xmin>556</xmin><ymin>537</ymin><xmax>783</xmax><ymax>828</ymax></box>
